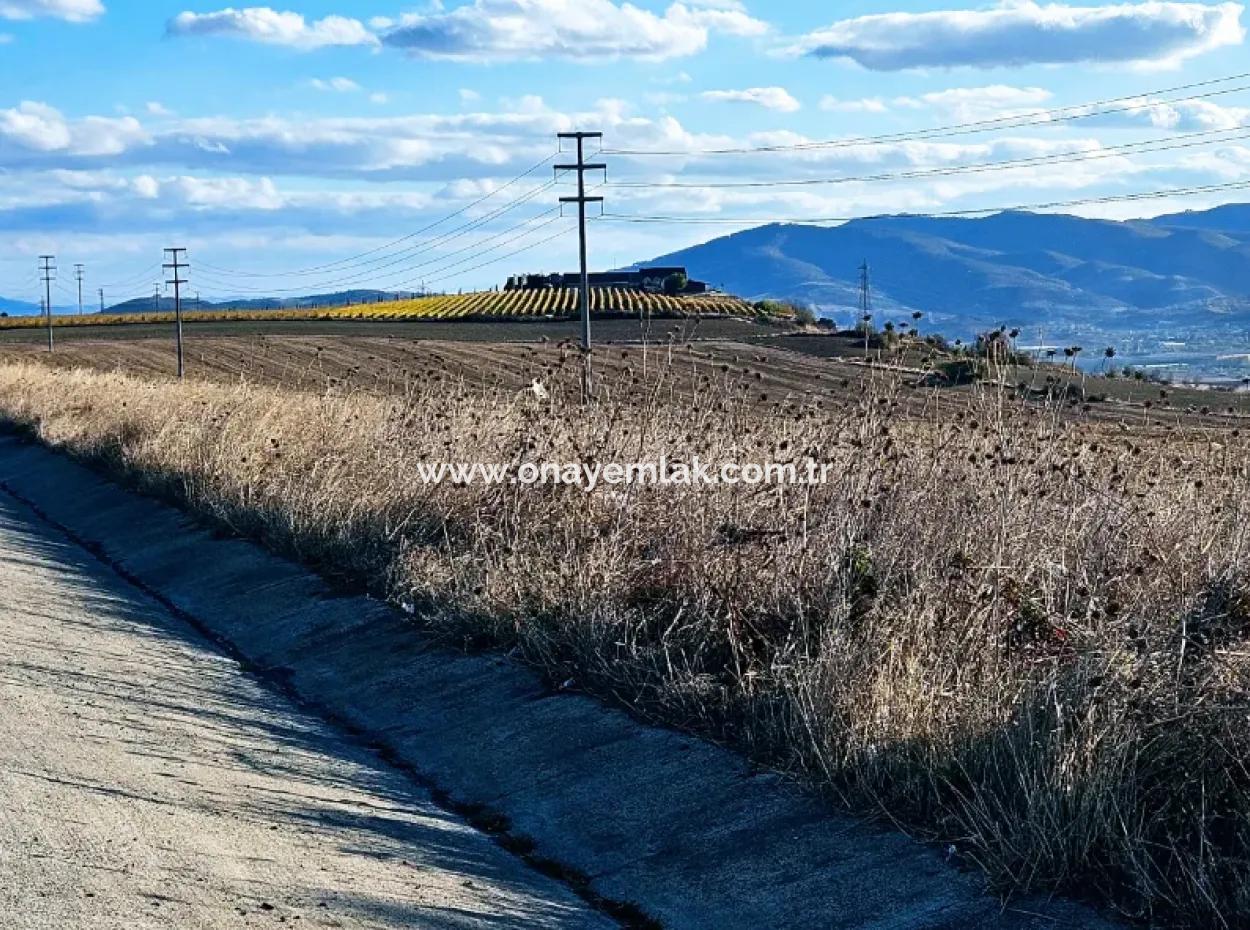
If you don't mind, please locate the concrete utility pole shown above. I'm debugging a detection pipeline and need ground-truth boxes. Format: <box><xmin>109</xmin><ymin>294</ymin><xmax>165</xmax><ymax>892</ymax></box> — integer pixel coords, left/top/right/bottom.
<box><xmin>555</xmin><ymin>131</ymin><xmax>605</xmax><ymax>354</ymax></box>
<box><xmin>38</xmin><ymin>256</ymin><xmax>55</xmax><ymax>352</ymax></box>
<box><xmin>75</xmin><ymin>264</ymin><xmax>84</xmax><ymax>315</ymax></box>
<box><xmin>99</xmin><ymin>288</ymin><xmax>104</xmax><ymax>313</ymax></box>
<box><xmin>164</xmin><ymin>248</ymin><xmax>189</xmax><ymax>379</ymax></box>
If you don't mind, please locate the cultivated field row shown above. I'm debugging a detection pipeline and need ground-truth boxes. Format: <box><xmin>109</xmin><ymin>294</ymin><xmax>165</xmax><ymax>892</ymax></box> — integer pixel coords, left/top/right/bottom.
<box><xmin>4</xmin><ymin>288</ymin><xmax>766</xmax><ymax>330</ymax></box>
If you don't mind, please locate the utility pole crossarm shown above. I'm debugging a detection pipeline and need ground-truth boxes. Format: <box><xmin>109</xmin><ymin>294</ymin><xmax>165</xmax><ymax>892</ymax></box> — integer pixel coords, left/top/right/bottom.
<box><xmin>38</xmin><ymin>255</ymin><xmax>55</xmax><ymax>352</ymax></box>
<box><xmin>553</xmin><ymin>131</ymin><xmax>605</xmax><ymax>361</ymax></box>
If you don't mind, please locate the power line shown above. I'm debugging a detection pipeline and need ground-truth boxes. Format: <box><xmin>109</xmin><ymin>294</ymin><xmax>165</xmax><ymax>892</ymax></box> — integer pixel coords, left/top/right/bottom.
<box><xmin>181</xmin><ymin>219</ymin><xmax>573</xmax><ymax>303</ymax></box>
<box><xmin>192</xmin><ymin>181</ymin><xmax>558</xmax><ymax>295</ymax></box>
<box><xmin>598</xmin><ymin>177</ymin><xmax>1250</xmax><ymax>226</ymax></box>
<box><xmin>99</xmin><ymin>262</ymin><xmax>163</xmax><ymax>291</ymax></box>
<box><xmin>422</xmin><ymin>221</ymin><xmax>575</xmax><ymax>287</ymax></box>
<box><xmin>194</xmin><ymin>152</ymin><xmax>558</xmax><ymax>280</ymax></box>
<box><xmin>359</xmin><ymin>209</ymin><xmax>563</xmax><ymax>291</ymax></box>
<box><xmin>604</xmin><ymin>124</ymin><xmax>1250</xmax><ymax>190</ymax></box>
<box><xmin>605</xmin><ymin>71</ymin><xmax>1250</xmax><ymax>156</ymax></box>
<box><xmin>390</xmin><ymin>213</ymin><xmax>572</xmax><ymax>291</ymax></box>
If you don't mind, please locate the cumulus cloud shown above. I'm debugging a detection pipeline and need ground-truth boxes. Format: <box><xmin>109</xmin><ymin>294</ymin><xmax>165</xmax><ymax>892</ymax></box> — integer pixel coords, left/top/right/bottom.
<box><xmin>1078</xmin><ymin>95</ymin><xmax>1250</xmax><ymax>130</ymax></box>
<box><xmin>131</xmin><ymin>174</ymin><xmax>160</xmax><ymax>198</ymax></box>
<box><xmin>381</xmin><ymin>0</ymin><xmax>768</xmax><ymax>61</ymax></box>
<box><xmin>0</xmin><ymin>102</ymin><xmax>147</xmax><ymax>156</ymax></box>
<box><xmin>0</xmin><ymin>95</ymin><xmax>1237</xmax><ymax>263</ymax></box>
<box><xmin>895</xmin><ymin>85</ymin><xmax>1054</xmax><ymax>120</ymax></box>
<box><xmin>165</xmin><ymin>175</ymin><xmax>283</xmax><ymax>209</ymax></box>
<box><xmin>789</xmin><ymin>1</ymin><xmax>1246</xmax><ymax>70</ymax></box>
<box><xmin>0</xmin><ymin>0</ymin><xmax>102</xmax><ymax>21</ymax></box>
<box><xmin>820</xmin><ymin>87</ymin><xmax>1053</xmax><ymax>118</ymax></box>
<box><xmin>167</xmin><ymin>7</ymin><xmax>377</xmax><ymax>49</ymax></box>
<box><xmin>702</xmin><ymin>86</ymin><xmax>801</xmax><ymax>111</ymax></box>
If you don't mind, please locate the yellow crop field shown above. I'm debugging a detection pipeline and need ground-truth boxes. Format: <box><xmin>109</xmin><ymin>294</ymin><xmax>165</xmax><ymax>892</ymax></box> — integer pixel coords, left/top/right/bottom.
<box><xmin>0</xmin><ymin>289</ymin><xmax>778</xmax><ymax>331</ymax></box>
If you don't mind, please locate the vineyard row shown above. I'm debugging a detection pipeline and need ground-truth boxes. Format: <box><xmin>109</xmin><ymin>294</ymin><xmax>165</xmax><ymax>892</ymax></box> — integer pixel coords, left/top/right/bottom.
<box><xmin>3</xmin><ymin>288</ymin><xmax>782</xmax><ymax>330</ymax></box>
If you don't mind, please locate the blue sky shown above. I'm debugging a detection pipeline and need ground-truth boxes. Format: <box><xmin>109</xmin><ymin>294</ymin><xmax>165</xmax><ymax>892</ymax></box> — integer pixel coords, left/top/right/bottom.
<box><xmin>0</xmin><ymin>0</ymin><xmax>1248</xmax><ymax>307</ymax></box>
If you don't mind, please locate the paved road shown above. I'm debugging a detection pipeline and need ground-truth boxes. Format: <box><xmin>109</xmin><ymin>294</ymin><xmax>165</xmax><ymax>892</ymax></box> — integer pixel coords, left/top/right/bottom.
<box><xmin>0</xmin><ymin>488</ymin><xmax>612</xmax><ymax>929</ymax></box>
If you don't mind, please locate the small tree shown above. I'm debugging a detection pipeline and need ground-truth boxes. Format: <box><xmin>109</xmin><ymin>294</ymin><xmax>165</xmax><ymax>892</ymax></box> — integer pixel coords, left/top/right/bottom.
<box><xmin>792</xmin><ymin>304</ymin><xmax>817</xmax><ymax>325</ymax></box>
<box><xmin>663</xmin><ymin>272</ymin><xmax>688</xmax><ymax>296</ymax></box>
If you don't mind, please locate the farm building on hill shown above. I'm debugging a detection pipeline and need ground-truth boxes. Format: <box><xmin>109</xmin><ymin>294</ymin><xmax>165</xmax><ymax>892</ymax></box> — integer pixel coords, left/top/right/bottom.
<box><xmin>504</xmin><ymin>266</ymin><xmax>708</xmax><ymax>294</ymax></box>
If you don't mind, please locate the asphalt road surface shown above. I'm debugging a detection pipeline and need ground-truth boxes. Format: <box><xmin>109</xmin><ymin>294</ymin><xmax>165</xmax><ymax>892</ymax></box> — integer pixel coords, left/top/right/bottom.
<box><xmin>0</xmin><ymin>488</ymin><xmax>612</xmax><ymax>930</ymax></box>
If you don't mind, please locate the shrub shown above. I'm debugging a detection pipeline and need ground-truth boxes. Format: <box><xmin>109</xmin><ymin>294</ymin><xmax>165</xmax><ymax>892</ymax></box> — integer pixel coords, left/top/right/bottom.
<box><xmin>663</xmin><ymin>272</ymin><xmax>689</xmax><ymax>296</ymax></box>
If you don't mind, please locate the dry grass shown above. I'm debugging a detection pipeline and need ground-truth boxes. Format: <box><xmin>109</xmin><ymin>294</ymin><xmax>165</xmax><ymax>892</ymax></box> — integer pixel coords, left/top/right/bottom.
<box><xmin>0</xmin><ymin>352</ymin><xmax>1248</xmax><ymax>927</ymax></box>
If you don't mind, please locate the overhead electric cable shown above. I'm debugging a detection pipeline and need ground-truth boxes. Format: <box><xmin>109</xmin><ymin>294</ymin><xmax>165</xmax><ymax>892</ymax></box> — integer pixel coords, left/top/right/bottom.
<box><xmin>605</xmin><ymin>72</ymin><xmax>1250</xmax><ymax>156</ymax></box>
<box><xmin>604</xmin><ymin>125</ymin><xmax>1250</xmax><ymax>190</ymax></box>
<box><xmin>599</xmin><ymin>178</ymin><xmax>1250</xmax><ymax>225</ymax></box>
<box><xmin>195</xmin><ymin>152</ymin><xmax>558</xmax><ymax>279</ymax></box>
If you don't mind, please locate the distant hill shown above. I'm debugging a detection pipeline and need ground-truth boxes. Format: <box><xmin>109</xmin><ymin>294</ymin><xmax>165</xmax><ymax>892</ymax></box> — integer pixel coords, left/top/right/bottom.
<box><xmin>645</xmin><ymin>204</ymin><xmax>1250</xmax><ymax>341</ymax></box>
<box><xmin>105</xmin><ymin>289</ymin><xmax>420</xmax><ymax>314</ymax></box>
<box><xmin>0</xmin><ymin>298</ymin><xmax>47</xmax><ymax>317</ymax></box>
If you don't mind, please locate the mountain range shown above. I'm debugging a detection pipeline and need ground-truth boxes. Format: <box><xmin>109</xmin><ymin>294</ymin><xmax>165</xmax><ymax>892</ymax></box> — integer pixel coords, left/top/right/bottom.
<box><xmin>647</xmin><ymin>204</ymin><xmax>1250</xmax><ymax>351</ymax></box>
<box><xmin>0</xmin><ymin>298</ymin><xmax>46</xmax><ymax>317</ymax></box>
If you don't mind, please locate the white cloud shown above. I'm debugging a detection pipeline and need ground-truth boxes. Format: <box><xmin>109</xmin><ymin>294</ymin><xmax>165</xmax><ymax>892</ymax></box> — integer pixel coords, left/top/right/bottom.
<box><xmin>702</xmin><ymin>86</ymin><xmax>800</xmax><ymax>111</ymax></box>
<box><xmin>0</xmin><ymin>96</ymin><xmax>1239</xmax><ymax>260</ymax></box>
<box><xmin>1080</xmin><ymin>95</ymin><xmax>1250</xmax><ymax>130</ymax></box>
<box><xmin>789</xmin><ymin>1</ymin><xmax>1246</xmax><ymax>70</ymax></box>
<box><xmin>145</xmin><ymin>101</ymin><xmax>175</xmax><ymax>117</ymax></box>
<box><xmin>381</xmin><ymin>0</ymin><xmax>768</xmax><ymax>61</ymax></box>
<box><xmin>678</xmin><ymin>1</ymin><xmax>769</xmax><ymax>37</ymax></box>
<box><xmin>0</xmin><ymin>102</ymin><xmax>147</xmax><ymax>156</ymax></box>
<box><xmin>0</xmin><ymin>0</ymin><xmax>102</xmax><ymax>22</ymax></box>
<box><xmin>823</xmin><ymin>86</ymin><xmax>1053</xmax><ymax>119</ymax></box>
<box><xmin>1177</xmin><ymin>144</ymin><xmax>1250</xmax><ymax>178</ymax></box>
<box><xmin>310</xmin><ymin>76</ymin><xmax>362</xmax><ymax>92</ymax></box>
<box><xmin>896</xmin><ymin>85</ymin><xmax>1054</xmax><ymax>120</ymax></box>
<box><xmin>131</xmin><ymin>175</ymin><xmax>160</xmax><ymax>198</ymax></box>
<box><xmin>165</xmin><ymin>175</ymin><xmax>284</xmax><ymax>209</ymax></box>
<box><xmin>168</xmin><ymin>7</ymin><xmax>378</xmax><ymax>49</ymax></box>
<box><xmin>369</xmin><ymin>92</ymin><xmax>389</xmax><ymax>105</ymax></box>
<box><xmin>459</xmin><ymin>88</ymin><xmax>481</xmax><ymax>104</ymax></box>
